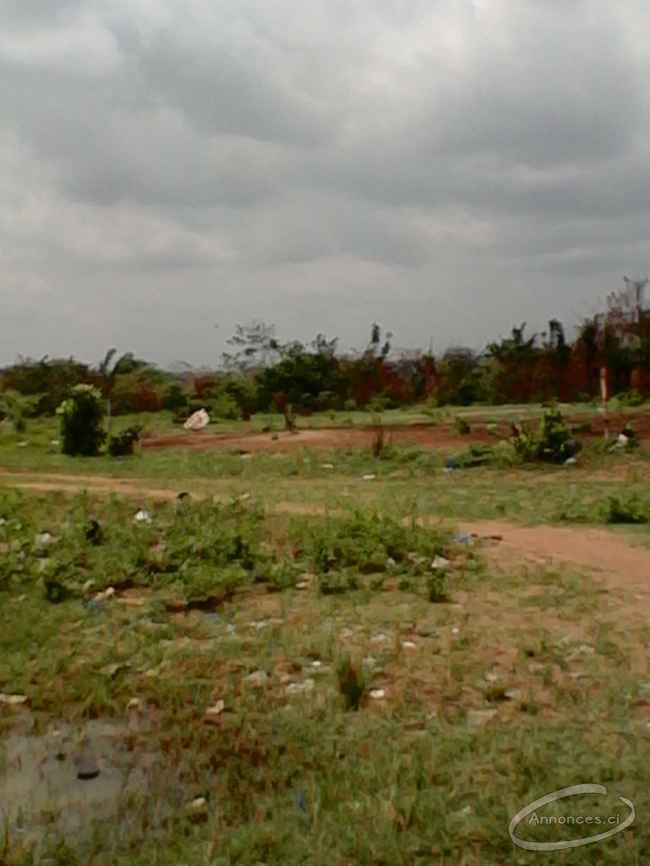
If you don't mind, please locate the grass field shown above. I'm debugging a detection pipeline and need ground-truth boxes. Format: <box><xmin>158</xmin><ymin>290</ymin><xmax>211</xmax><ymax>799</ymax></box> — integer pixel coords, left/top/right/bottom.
<box><xmin>2</xmin><ymin>407</ymin><xmax>650</xmax><ymax>864</ymax></box>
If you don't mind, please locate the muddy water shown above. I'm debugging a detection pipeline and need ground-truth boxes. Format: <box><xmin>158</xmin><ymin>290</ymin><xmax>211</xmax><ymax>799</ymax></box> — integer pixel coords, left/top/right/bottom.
<box><xmin>0</xmin><ymin>714</ymin><xmax>177</xmax><ymax>859</ymax></box>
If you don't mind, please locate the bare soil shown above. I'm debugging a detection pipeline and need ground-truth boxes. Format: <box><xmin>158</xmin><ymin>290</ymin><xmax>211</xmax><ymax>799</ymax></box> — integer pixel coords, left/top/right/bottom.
<box><xmin>140</xmin><ymin>409</ymin><xmax>650</xmax><ymax>454</ymax></box>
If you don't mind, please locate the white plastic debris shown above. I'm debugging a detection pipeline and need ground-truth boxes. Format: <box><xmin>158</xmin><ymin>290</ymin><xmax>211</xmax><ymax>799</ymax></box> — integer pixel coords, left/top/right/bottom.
<box><xmin>431</xmin><ymin>556</ymin><xmax>450</xmax><ymax>571</ymax></box>
<box><xmin>184</xmin><ymin>409</ymin><xmax>210</xmax><ymax>431</ymax></box>
<box><xmin>134</xmin><ymin>509</ymin><xmax>152</xmax><ymax>524</ymax></box>
<box><xmin>369</xmin><ymin>689</ymin><xmax>386</xmax><ymax>700</ymax></box>
<box><xmin>286</xmin><ymin>679</ymin><xmax>315</xmax><ymax>695</ymax></box>
<box><xmin>322</xmin><ymin>463</ymin><xmax>335</xmax><ymax>470</ymax></box>
<box><xmin>244</xmin><ymin>670</ymin><xmax>269</xmax><ymax>688</ymax></box>
<box><xmin>0</xmin><ymin>693</ymin><xmax>28</xmax><ymax>706</ymax></box>
<box><xmin>204</xmin><ymin>700</ymin><xmax>225</xmax><ymax>722</ymax></box>
<box><xmin>362</xmin><ymin>474</ymin><xmax>376</xmax><ymax>481</ymax></box>
<box><xmin>35</xmin><ymin>532</ymin><xmax>54</xmax><ymax>547</ymax></box>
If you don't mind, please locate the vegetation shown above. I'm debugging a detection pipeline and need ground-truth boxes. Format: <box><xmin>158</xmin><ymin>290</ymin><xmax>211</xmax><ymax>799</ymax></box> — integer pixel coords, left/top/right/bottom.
<box><xmin>57</xmin><ymin>385</ymin><xmax>106</xmax><ymax>457</ymax></box>
<box><xmin>4</xmin><ymin>279</ymin><xmax>650</xmax><ymax>420</ymax></box>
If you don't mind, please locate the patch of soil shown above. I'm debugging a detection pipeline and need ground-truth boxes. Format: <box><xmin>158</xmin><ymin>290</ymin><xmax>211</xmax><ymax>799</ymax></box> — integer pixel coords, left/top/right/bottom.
<box><xmin>140</xmin><ymin>424</ymin><xmax>495</xmax><ymax>454</ymax></box>
<box><xmin>462</xmin><ymin>519</ymin><xmax>650</xmax><ymax>602</ymax></box>
<box><xmin>139</xmin><ymin>409</ymin><xmax>650</xmax><ymax>454</ymax></box>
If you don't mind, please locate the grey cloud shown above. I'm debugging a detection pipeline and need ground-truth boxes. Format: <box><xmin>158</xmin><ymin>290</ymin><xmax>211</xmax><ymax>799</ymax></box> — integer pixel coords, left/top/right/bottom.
<box><xmin>1</xmin><ymin>1</ymin><xmax>650</xmax><ymax>365</ymax></box>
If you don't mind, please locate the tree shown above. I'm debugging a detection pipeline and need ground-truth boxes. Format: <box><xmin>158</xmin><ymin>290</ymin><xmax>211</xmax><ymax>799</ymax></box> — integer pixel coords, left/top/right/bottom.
<box><xmin>222</xmin><ymin>321</ymin><xmax>279</xmax><ymax>372</ymax></box>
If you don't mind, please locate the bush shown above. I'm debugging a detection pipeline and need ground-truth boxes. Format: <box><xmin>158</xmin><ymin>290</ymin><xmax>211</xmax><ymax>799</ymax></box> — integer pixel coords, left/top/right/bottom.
<box><xmin>57</xmin><ymin>385</ymin><xmax>106</xmax><ymax>456</ymax></box>
<box><xmin>163</xmin><ymin>383</ymin><xmax>189</xmax><ymax>413</ymax></box>
<box><xmin>511</xmin><ymin>407</ymin><xmax>581</xmax><ymax>464</ymax></box>
<box><xmin>618</xmin><ymin>389</ymin><xmax>645</xmax><ymax>408</ymax></box>
<box><xmin>454</xmin><ymin>416</ymin><xmax>471</xmax><ymax>435</ymax></box>
<box><xmin>604</xmin><ymin>495</ymin><xmax>649</xmax><ymax>525</ymax></box>
<box><xmin>212</xmin><ymin>392</ymin><xmax>241</xmax><ymax>420</ymax></box>
<box><xmin>108</xmin><ymin>425</ymin><xmax>143</xmax><ymax>457</ymax></box>
<box><xmin>343</xmin><ymin>398</ymin><xmax>357</xmax><ymax>412</ymax></box>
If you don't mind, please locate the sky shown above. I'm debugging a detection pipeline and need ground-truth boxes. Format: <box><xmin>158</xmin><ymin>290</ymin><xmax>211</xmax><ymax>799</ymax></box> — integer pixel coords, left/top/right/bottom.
<box><xmin>2</xmin><ymin>0</ymin><xmax>650</xmax><ymax>368</ymax></box>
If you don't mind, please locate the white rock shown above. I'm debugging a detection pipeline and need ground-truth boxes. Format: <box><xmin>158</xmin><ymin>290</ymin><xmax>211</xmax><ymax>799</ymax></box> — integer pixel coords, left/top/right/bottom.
<box><xmin>134</xmin><ymin>510</ymin><xmax>152</xmax><ymax>524</ymax></box>
<box><xmin>401</xmin><ymin>641</ymin><xmax>417</xmax><ymax>650</ymax></box>
<box><xmin>451</xmin><ymin>627</ymin><xmax>460</xmax><ymax>636</ymax></box>
<box><xmin>184</xmin><ymin>409</ymin><xmax>210</xmax><ymax>431</ymax></box>
<box><xmin>369</xmin><ymin>689</ymin><xmax>386</xmax><ymax>700</ymax></box>
<box><xmin>362</xmin><ymin>474</ymin><xmax>376</xmax><ymax>481</ymax></box>
<box><xmin>321</xmin><ymin>463</ymin><xmax>335</xmax><ymax>470</ymax></box>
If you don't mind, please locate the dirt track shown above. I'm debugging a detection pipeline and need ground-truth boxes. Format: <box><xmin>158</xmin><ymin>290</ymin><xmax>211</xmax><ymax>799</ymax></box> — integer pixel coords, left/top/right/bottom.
<box><xmin>140</xmin><ymin>411</ymin><xmax>650</xmax><ymax>454</ymax></box>
<box><xmin>140</xmin><ymin>424</ymin><xmax>494</xmax><ymax>453</ymax></box>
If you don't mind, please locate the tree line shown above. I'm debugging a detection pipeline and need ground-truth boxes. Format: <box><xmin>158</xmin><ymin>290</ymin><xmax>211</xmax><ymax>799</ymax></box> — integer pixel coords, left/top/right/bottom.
<box><xmin>2</xmin><ymin>279</ymin><xmax>650</xmax><ymax>422</ymax></box>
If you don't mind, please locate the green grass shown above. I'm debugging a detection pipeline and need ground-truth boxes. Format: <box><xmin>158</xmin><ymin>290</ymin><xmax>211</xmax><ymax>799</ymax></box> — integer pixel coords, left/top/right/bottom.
<box><xmin>2</xmin><ymin>410</ymin><xmax>650</xmax><ymax>863</ymax></box>
<box><xmin>1</xmin><ymin>487</ymin><xmax>650</xmax><ymax>863</ymax></box>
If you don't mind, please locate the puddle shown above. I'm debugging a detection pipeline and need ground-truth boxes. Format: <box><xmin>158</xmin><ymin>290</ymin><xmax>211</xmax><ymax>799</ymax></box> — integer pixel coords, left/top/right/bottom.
<box><xmin>0</xmin><ymin>713</ymin><xmax>189</xmax><ymax>860</ymax></box>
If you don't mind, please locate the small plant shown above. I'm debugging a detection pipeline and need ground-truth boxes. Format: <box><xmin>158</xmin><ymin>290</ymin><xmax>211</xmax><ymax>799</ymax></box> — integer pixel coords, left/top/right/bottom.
<box><xmin>108</xmin><ymin>425</ymin><xmax>143</xmax><ymax>457</ymax></box>
<box><xmin>371</xmin><ymin>425</ymin><xmax>385</xmax><ymax>458</ymax></box>
<box><xmin>618</xmin><ymin>389</ymin><xmax>645</xmax><ymax>408</ymax></box>
<box><xmin>604</xmin><ymin>495</ymin><xmax>649</xmax><ymax>525</ymax></box>
<box><xmin>454</xmin><ymin>416</ymin><xmax>471</xmax><ymax>435</ymax></box>
<box><xmin>57</xmin><ymin>385</ymin><xmax>106</xmax><ymax>456</ymax></box>
<box><xmin>427</xmin><ymin>571</ymin><xmax>448</xmax><ymax>603</ymax></box>
<box><xmin>336</xmin><ymin>655</ymin><xmax>366</xmax><ymax>710</ymax></box>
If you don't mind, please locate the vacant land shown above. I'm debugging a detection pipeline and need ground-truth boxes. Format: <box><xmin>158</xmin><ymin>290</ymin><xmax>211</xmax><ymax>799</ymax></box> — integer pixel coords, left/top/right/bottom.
<box><xmin>2</xmin><ymin>408</ymin><xmax>650</xmax><ymax>864</ymax></box>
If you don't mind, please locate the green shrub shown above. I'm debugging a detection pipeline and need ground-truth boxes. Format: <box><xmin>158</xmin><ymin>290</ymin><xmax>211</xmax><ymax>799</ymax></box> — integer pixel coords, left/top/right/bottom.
<box><xmin>163</xmin><ymin>383</ymin><xmax>189</xmax><ymax>413</ymax></box>
<box><xmin>511</xmin><ymin>407</ymin><xmax>581</xmax><ymax>464</ymax></box>
<box><xmin>57</xmin><ymin>385</ymin><xmax>106</xmax><ymax>456</ymax></box>
<box><xmin>618</xmin><ymin>389</ymin><xmax>645</xmax><ymax>408</ymax></box>
<box><xmin>454</xmin><ymin>416</ymin><xmax>471</xmax><ymax>435</ymax></box>
<box><xmin>212</xmin><ymin>392</ymin><xmax>241</xmax><ymax>420</ymax></box>
<box><xmin>108</xmin><ymin>425</ymin><xmax>143</xmax><ymax>457</ymax></box>
<box><xmin>343</xmin><ymin>398</ymin><xmax>357</xmax><ymax>412</ymax></box>
<box><xmin>604</xmin><ymin>495</ymin><xmax>649</xmax><ymax>525</ymax></box>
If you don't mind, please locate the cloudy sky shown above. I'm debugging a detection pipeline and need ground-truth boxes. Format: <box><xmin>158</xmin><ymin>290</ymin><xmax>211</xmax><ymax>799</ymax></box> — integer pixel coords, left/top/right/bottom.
<box><xmin>2</xmin><ymin>0</ymin><xmax>650</xmax><ymax>367</ymax></box>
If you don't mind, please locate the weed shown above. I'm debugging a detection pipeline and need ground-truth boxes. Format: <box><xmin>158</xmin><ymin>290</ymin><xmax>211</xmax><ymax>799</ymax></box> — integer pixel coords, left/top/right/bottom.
<box><xmin>108</xmin><ymin>425</ymin><xmax>143</xmax><ymax>457</ymax></box>
<box><xmin>336</xmin><ymin>655</ymin><xmax>366</xmax><ymax>710</ymax></box>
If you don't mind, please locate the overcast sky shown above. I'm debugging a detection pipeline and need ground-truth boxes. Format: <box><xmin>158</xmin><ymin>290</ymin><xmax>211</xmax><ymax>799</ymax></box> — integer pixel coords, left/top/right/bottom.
<box><xmin>2</xmin><ymin>0</ymin><xmax>650</xmax><ymax>367</ymax></box>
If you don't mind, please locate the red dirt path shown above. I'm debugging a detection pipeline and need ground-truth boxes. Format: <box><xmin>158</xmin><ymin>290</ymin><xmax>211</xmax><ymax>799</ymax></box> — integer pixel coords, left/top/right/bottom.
<box><xmin>141</xmin><ymin>410</ymin><xmax>650</xmax><ymax>454</ymax></box>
